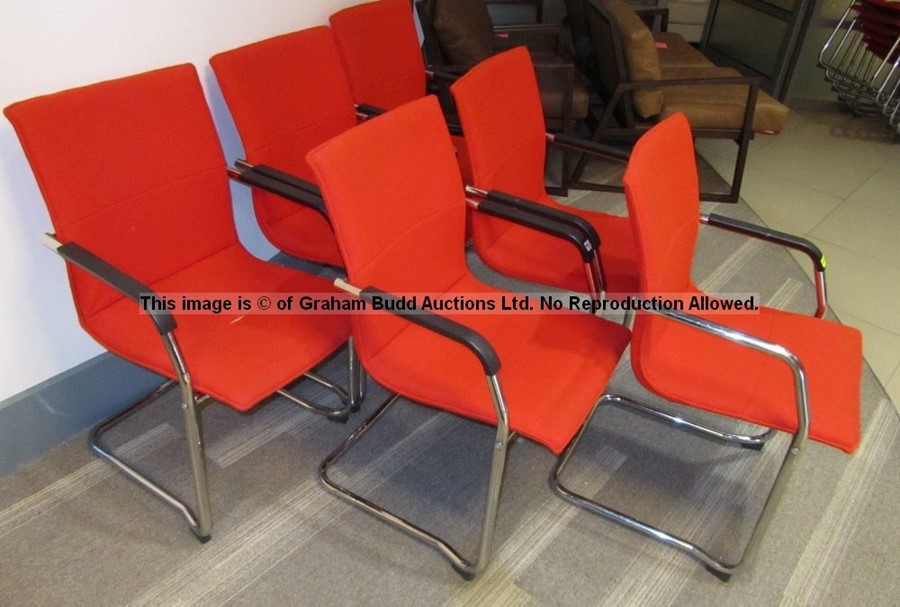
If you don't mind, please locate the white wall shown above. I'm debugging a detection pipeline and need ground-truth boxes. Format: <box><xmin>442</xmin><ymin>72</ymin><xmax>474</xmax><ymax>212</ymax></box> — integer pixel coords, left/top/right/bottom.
<box><xmin>0</xmin><ymin>0</ymin><xmax>362</xmax><ymax>401</ymax></box>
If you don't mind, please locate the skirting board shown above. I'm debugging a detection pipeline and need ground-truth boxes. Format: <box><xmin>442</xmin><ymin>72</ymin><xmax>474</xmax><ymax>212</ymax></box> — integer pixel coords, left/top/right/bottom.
<box><xmin>0</xmin><ymin>353</ymin><xmax>165</xmax><ymax>476</ymax></box>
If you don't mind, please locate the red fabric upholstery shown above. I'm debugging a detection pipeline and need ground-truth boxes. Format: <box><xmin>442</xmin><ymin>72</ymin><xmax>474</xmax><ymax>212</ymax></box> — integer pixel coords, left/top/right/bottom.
<box><xmin>307</xmin><ymin>96</ymin><xmax>630</xmax><ymax>454</ymax></box>
<box><xmin>451</xmin><ymin>48</ymin><xmax>638</xmax><ymax>294</ymax></box>
<box><xmin>330</xmin><ymin>0</ymin><xmax>473</xmax><ymax>188</ymax></box>
<box><xmin>623</xmin><ymin>113</ymin><xmax>862</xmax><ymax>453</ymax></box>
<box><xmin>330</xmin><ymin>0</ymin><xmax>426</xmax><ymax>110</ymax></box>
<box><xmin>5</xmin><ymin>64</ymin><xmax>350</xmax><ymax>411</ymax></box>
<box><xmin>211</xmin><ymin>27</ymin><xmax>356</xmax><ymax>267</ymax></box>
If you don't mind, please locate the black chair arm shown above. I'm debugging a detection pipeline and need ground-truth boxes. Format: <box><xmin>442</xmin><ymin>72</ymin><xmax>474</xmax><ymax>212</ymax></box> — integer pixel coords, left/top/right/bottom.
<box><xmin>474</xmin><ymin>188</ymin><xmax>600</xmax><ymax>258</ymax></box>
<box><xmin>702</xmin><ymin>214</ymin><xmax>826</xmax><ymax>272</ymax></box>
<box><xmin>45</xmin><ymin>235</ymin><xmax>176</xmax><ymax>335</ymax></box>
<box><xmin>229</xmin><ymin>161</ymin><xmax>328</xmax><ymax>218</ymax></box>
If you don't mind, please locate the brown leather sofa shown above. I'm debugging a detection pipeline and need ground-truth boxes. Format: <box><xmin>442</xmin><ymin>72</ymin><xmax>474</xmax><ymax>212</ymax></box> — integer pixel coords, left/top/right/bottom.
<box><xmin>571</xmin><ymin>0</ymin><xmax>790</xmax><ymax>202</ymax></box>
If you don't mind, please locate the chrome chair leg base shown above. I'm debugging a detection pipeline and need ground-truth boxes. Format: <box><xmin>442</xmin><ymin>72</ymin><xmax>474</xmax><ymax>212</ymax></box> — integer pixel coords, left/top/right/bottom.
<box><xmin>553</xmin><ymin>393</ymin><xmax>797</xmax><ymax>580</ymax></box>
<box><xmin>452</xmin><ymin>564</ymin><xmax>477</xmax><ymax>582</ymax></box>
<box><xmin>92</xmin><ymin>339</ymin><xmax>365</xmax><ymax>541</ymax></box>
<box><xmin>90</xmin><ymin>379</ymin><xmax>213</xmax><ymax>541</ymax></box>
<box><xmin>706</xmin><ymin>564</ymin><xmax>732</xmax><ymax>582</ymax></box>
<box><xmin>278</xmin><ymin>338</ymin><xmax>367</xmax><ymax>422</ymax></box>
<box><xmin>319</xmin><ymin>386</ymin><xmax>511</xmax><ymax>580</ymax></box>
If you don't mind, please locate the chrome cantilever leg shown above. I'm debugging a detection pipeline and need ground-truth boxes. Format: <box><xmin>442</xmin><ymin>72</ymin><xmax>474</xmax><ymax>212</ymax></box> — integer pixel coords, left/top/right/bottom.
<box><xmin>552</xmin><ymin>309</ymin><xmax>809</xmax><ymax>581</ymax></box>
<box><xmin>278</xmin><ymin>338</ymin><xmax>363</xmax><ymax>422</ymax></box>
<box><xmin>319</xmin><ymin>374</ymin><xmax>512</xmax><ymax>580</ymax></box>
<box><xmin>91</xmin><ymin>336</ymin><xmax>364</xmax><ymax>540</ymax></box>
<box><xmin>90</xmin><ymin>332</ymin><xmax>213</xmax><ymax>541</ymax></box>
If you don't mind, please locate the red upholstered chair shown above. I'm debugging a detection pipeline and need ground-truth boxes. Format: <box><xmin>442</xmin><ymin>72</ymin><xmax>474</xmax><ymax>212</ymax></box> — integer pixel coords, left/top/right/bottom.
<box><xmin>4</xmin><ymin>65</ymin><xmax>357</xmax><ymax>540</ymax></box>
<box><xmin>552</xmin><ymin>113</ymin><xmax>863</xmax><ymax>579</ymax></box>
<box><xmin>330</xmin><ymin>0</ymin><xmax>475</xmax><ymax>185</ymax></box>
<box><xmin>306</xmin><ymin>96</ymin><xmax>631</xmax><ymax>578</ymax></box>
<box><xmin>210</xmin><ymin>26</ymin><xmax>358</xmax><ymax>268</ymax></box>
<box><xmin>329</xmin><ymin>0</ymin><xmax>427</xmax><ymax>111</ymax></box>
<box><xmin>451</xmin><ymin>46</ymin><xmax>639</xmax><ymax>296</ymax></box>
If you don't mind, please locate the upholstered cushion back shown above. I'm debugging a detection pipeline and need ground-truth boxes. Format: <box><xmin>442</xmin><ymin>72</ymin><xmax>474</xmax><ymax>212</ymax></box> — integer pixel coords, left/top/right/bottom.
<box><xmin>431</xmin><ymin>0</ymin><xmax>496</xmax><ymax>65</ymax></box>
<box><xmin>330</xmin><ymin>0</ymin><xmax>426</xmax><ymax>109</ymax></box>
<box><xmin>592</xmin><ymin>0</ymin><xmax>664</xmax><ymax>118</ymax></box>
<box><xmin>4</xmin><ymin>64</ymin><xmax>234</xmax><ymax>320</ymax></box>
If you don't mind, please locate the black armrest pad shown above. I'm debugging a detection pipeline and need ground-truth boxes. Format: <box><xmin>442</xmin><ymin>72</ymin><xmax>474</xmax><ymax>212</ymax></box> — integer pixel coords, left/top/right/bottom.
<box><xmin>705</xmin><ymin>214</ymin><xmax>826</xmax><ymax>271</ymax></box>
<box><xmin>427</xmin><ymin>69</ymin><xmax>461</xmax><ymax>83</ymax></box>
<box><xmin>483</xmin><ymin>190</ymin><xmax>599</xmax><ymax>254</ymax></box>
<box><xmin>360</xmin><ymin>287</ymin><xmax>500</xmax><ymax>375</ymax></box>
<box><xmin>56</xmin><ymin>242</ymin><xmax>176</xmax><ymax>335</ymax></box>
<box><xmin>551</xmin><ymin>134</ymin><xmax>631</xmax><ymax>162</ymax></box>
<box><xmin>356</xmin><ymin>104</ymin><xmax>386</xmax><ymax>118</ymax></box>
<box><xmin>234</xmin><ymin>164</ymin><xmax>328</xmax><ymax>218</ymax></box>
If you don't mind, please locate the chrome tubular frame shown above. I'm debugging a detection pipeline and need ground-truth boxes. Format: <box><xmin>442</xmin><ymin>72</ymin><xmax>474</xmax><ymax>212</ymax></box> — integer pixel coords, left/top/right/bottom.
<box><xmin>585</xmin><ymin>254</ymin><xmax>605</xmax><ymax>299</ymax></box>
<box><xmin>319</xmin><ymin>374</ymin><xmax>512</xmax><ymax>580</ymax></box>
<box><xmin>91</xmin><ymin>333</ymin><xmax>214</xmax><ymax>541</ymax></box>
<box><xmin>552</xmin><ymin>307</ymin><xmax>809</xmax><ymax>580</ymax></box>
<box><xmin>91</xmin><ymin>330</ymin><xmax>361</xmax><ymax>541</ymax></box>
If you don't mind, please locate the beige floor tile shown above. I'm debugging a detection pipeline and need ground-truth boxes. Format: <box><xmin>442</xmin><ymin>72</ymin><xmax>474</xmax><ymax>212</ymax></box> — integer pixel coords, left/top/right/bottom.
<box><xmin>876</xmin><ymin>150</ymin><xmax>900</xmax><ymax>176</ymax></box>
<box><xmin>833</xmin><ymin>308</ymin><xmax>900</xmax><ymax>386</ymax></box>
<box><xmin>808</xmin><ymin>237</ymin><xmax>900</xmax><ymax>334</ymax></box>
<box><xmin>886</xmin><ymin>368</ymin><xmax>900</xmax><ymax>412</ymax></box>
<box><xmin>746</xmin><ymin>139</ymin><xmax>881</xmax><ymax>200</ymax></box>
<box><xmin>845</xmin><ymin>169</ymin><xmax>900</xmax><ymax>219</ymax></box>
<box><xmin>741</xmin><ymin>167</ymin><xmax>845</xmax><ymax>234</ymax></box>
<box><xmin>693</xmin><ymin>134</ymin><xmax>774</xmax><ymax>164</ymax></box>
<box><xmin>784</xmin><ymin>109</ymin><xmax>899</xmax><ymax>161</ymax></box>
<box><xmin>788</xmin><ymin>249</ymin><xmax>817</xmax><ymax>282</ymax></box>
<box><xmin>811</xmin><ymin>201</ymin><xmax>900</xmax><ymax>269</ymax></box>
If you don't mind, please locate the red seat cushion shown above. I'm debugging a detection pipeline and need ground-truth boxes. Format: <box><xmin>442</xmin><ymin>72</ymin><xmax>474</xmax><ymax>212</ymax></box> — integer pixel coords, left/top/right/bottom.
<box><xmin>631</xmin><ymin>289</ymin><xmax>862</xmax><ymax>452</ymax></box>
<box><xmin>308</xmin><ymin>95</ymin><xmax>630</xmax><ymax>454</ymax></box>
<box><xmin>451</xmin><ymin>48</ymin><xmax>638</xmax><ymax>294</ymax></box>
<box><xmin>86</xmin><ymin>244</ymin><xmax>350</xmax><ymax>411</ymax></box>
<box><xmin>624</xmin><ymin>113</ymin><xmax>862</xmax><ymax>453</ymax></box>
<box><xmin>361</xmin><ymin>273</ymin><xmax>630</xmax><ymax>454</ymax></box>
<box><xmin>211</xmin><ymin>27</ymin><xmax>357</xmax><ymax>267</ymax></box>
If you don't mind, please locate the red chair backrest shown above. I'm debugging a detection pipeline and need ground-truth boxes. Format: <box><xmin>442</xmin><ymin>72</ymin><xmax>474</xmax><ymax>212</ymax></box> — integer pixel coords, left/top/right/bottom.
<box><xmin>330</xmin><ymin>0</ymin><xmax>426</xmax><ymax>109</ymax></box>
<box><xmin>307</xmin><ymin>97</ymin><xmax>467</xmax><ymax>357</ymax></box>
<box><xmin>622</xmin><ymin>113</ymin><xmax>699</xmax><ymax>297</ymax></box>
<box><xmin>210</xmin><ymin>27</ymin><xmax>357</xmax><ymax>264</ymax></box>
<box><xmin>450</xmin><ymin>47</ymin><xmax>548</xmax><ymax>204</ymax></box>
<box><xmin>4</xmin><ymin>64</ymin><xmax>234</xmax><ymax>323</ymax></box>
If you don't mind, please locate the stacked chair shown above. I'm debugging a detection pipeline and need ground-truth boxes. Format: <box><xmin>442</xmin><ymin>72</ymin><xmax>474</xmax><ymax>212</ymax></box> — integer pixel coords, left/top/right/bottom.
<box><xmin>3</xmin><ymin>0</ymin><xmax>864</xmax><ymax>583</ymax></box>
<box><xmin>3</xmin><ymin>65</ymin><xmax>358</xmax><ymax>541</ymax></box>
<box><xmin>820</xmin><ymin>0</ymin><xmax>900</xmax><ymax>134</ymax></box>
